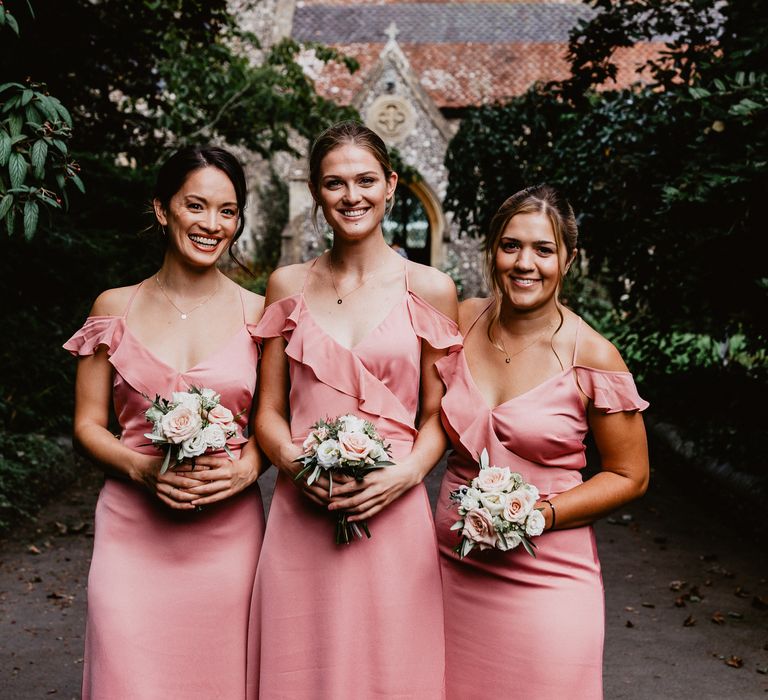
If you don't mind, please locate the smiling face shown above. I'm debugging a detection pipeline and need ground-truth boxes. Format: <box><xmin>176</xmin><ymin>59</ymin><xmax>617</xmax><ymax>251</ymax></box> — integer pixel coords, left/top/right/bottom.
<box><xmin>494</xmin><ymin>211</ymin><xmax>572</xmax><ymax>312</ymax></box>
<box><xmin>154</xmin><ymin>166</ymin><xmax>239</xmax><ymax>268</ymax></box>
<box><xmin>311</xmin><ymin>143</ymin><xmax>397</xmax><ymax>242</ymax></box>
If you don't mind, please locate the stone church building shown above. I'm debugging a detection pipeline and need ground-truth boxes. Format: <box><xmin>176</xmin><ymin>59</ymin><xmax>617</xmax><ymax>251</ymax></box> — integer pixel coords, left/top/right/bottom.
<box><xmin>237</xmin><ymin>1</ymin><xmax>659</xmax><ymax>275</ymax></box>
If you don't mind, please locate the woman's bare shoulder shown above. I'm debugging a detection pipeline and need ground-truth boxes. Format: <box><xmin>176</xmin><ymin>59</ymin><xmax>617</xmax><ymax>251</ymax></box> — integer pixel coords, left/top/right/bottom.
<box><xmin>265</xmin><ymin>262</ymin><xmax>314</xmax><ymax>304</ymax></box>
<box><xmin>457</xmin><ymin>297</ymin><xmax>491</xmax><ymax>334</ymax></box>
<box><xmin>406</xmin><ymin>261</ymin><xmax>458</xmax><ymax>320</ymax></box>
<box><xmin>574</xmin><ymin>316</ymin><xmax>629</xmax><ymax>372</ymax></box>
<box><xmin>89</xmin><ymin>284</ymin><xmax>143</xmax><ymax>317</ymax></box>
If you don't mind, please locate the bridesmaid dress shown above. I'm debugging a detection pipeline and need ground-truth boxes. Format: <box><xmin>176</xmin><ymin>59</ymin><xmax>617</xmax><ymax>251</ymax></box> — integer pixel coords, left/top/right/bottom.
<box><xmin>64</xmin><ymin>282</ymin><xmax>265</xmax><ymax>700</ymax></box>
<box><xmin>435</xmin><ymin>303</ymin><xmax>648</xmax><ymax>700</ymax></box>
<box><xmin>248</xmin><ymin>261</ymin><xmax>461</xmax><ymax>699</ymax></box>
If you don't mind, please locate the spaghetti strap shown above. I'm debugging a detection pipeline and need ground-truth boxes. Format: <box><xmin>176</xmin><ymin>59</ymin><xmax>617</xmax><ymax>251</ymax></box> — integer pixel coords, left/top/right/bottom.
<box><xmin>464</xmin><ymin>300</ymin><xmax>494</xmax><ymax>340</ymax></box>
<box><xmin>122</xmin><ymin>280</ymin><xmax>145</xmax><ymax>319</ymax></box>
<box><xmin>403</xmin><ymin>257</ymin><xmax>411</xmax><ymax>292</ymax></box>
<box><xmin>237</xmin><ymin>286</ymin><xmax>248</xmax><ymax>324</ymax></box>
<box><xmin>301</xmin><ymin>256</ymin><xmax>322</xmax><ymax>294</ymax></box>
<box><xmin>572</xmin><ymin>316</ymin><xmax>583</xmax><ymax>366</ymax></box>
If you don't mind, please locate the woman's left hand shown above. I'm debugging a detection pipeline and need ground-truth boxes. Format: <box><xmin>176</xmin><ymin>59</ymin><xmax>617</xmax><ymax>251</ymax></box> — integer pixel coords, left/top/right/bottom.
<box><xmin>327</xmin><ymin>462</ymin><xmax>419</xmax><ymax>521</ymax></box>
<box><xmin>174</xmin><ymin>454</ymin><xmax>259</xmax><ymax>506</ymax></box>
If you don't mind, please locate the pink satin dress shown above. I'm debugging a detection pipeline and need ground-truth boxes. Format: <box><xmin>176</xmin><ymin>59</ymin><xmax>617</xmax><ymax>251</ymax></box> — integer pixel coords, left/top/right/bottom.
<box><xmin>64</xmin><ymin>283</ymin><xmax>265</xmax><ymax>700</ymax></box>
<box><xmin>435</xmin><ymin>303</ymin><xmax>648</xmax><ymax>700</ymax></box>
<box><xmin>248</xmin><ymin>263</ymin><xmax>461</xmax><ymax>699</ymax></box>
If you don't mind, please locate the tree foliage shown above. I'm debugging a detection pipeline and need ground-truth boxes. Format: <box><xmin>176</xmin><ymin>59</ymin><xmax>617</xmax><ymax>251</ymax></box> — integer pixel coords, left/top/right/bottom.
<box><xmin>444</xmin><ymin>0</ymin><xmax>767</xmax><ymax>348</ymax></box>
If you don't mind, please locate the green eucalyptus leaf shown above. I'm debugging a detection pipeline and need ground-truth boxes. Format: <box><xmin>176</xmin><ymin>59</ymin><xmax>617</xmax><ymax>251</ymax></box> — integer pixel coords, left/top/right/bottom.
<box><xmin>71</xmin><ymin>173</ymin><xmax>85</xmax><ymax>194</ymax></box>
<box><xmin>23</xmin><ymin>200</ymin><xmax>39</xmax><ymax>240</ymax></box>
<box><xmin>20</xmin><ymin>90</ymin><xmax>33</xmax><ymax>107</ymax></box>
<box><xmin>6</xmin><ymin>12</ymin><xmax>19</xmax><ymax>36</ymax></box>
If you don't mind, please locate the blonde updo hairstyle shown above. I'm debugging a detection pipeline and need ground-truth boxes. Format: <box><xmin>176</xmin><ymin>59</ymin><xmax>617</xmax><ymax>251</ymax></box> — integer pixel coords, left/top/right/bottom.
<box><xmin>484</xmin><ymin>184</ymin><xmax>579</xmax><ymax>364</ymax></box>
<box><xmin>307</xmin><ymin>120</ymin><xmax>396</xmax><ymax>235</ymax></box>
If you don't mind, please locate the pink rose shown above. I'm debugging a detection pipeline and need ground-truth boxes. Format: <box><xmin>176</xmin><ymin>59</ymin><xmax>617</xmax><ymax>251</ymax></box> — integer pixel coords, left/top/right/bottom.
<box><xmin>502</xmin><ymin>489</ymin><xmax>535</xmax><ymax>523</ymax></box>
<box><xmin>337</xmin><ymin>431</ymin><xmax>373</xmax><ymax>461</ymax></box>
<box><xmin>475</xmin><ymin>466</ymin><xmax>513</xmax><ymax>492</ymax></box>
<box><xmin>160</xmin><ymin>406</ymin><xmax>202</xmax><ymax>444</ymax></box>
<box><xmin>206</xmin><ymin>403</ymin><xmax>234</xmax><ymax>425</ymax></box>
<box><xmin>461</xmin><ymin>508</ymin><xmax>497</xmax><ymax>548</ymax></box>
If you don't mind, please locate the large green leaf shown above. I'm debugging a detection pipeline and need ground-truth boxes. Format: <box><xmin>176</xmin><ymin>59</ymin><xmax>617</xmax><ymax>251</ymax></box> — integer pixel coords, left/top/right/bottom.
<box><xmin>0</xmin><ymin>193</ymin><xmax>12</xmax><ymax>220</ymax></box>
<box><xmin>31</xmin><ymin>139</ymin><xmax>47</xmax><ymax>177</ymax></box>
<box><xmin>23</xmin><ymin>200</ymin><xmax>39</xmax><ymax>240</ymax></box>
<box><xmin>5</xmin><ymin>205</ymin><xmax>15</xmax><ymax>236</ymax></box>
<box><xmin>8</xmin><ymin>152</ymin><xmax>27</xmax><ymax>189</ymax></box>
<box><xmin>0</xmin><ymin>132</ymin><xmax>10</xmax><ymax>167</ymax></box>
<box><xmin>8</xmin><ymin>112</ymin><xmax>23</xmax><ymax>137</ymax></box>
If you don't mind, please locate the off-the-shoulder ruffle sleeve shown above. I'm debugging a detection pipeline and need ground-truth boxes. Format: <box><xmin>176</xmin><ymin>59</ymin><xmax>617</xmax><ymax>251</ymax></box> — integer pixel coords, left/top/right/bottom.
<box><xmin>251</xmin><ymin>295</ymin><xmax>301</xmax><ymax>342</ymax></box>
<box><xmin>63</xmin><ymin>316</ymin><xmax>125</xmax><ymax>357</ymax></box>
<box><xmin>575</xmin><ymin>366</ymin><xmax>649</xmax><ymax>413</ymax></box>
<box><xmin>406</xmin><ymin>292</ymin><xmax>462</xmax><ymax>353</ymax></box>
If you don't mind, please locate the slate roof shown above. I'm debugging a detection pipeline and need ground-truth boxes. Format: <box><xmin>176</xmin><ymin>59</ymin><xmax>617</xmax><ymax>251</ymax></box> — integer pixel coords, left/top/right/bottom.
<box><xmin>292</xmin><ymin>2</ymin><xmax>662</xmax><ymax>109</ymax></box>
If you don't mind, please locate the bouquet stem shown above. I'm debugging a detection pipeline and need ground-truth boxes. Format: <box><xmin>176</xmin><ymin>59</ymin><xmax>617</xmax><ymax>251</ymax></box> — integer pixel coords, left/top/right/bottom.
<box><xmin>335</xmin><ymin>512</ymin><xmax>372</xmax><ymax>545</ymax></box>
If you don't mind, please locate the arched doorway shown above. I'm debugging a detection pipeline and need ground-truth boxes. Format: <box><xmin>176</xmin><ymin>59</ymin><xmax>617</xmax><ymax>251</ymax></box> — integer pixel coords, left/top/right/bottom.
<box><xmin>383</xmin><ymin>183</ymin><xmax>431</xmax><ymax>265</ymax></box>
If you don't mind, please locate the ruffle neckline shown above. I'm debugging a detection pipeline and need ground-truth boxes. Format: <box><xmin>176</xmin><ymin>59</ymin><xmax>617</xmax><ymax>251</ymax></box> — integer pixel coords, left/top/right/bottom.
<box><xmin>255</xmin><ymin>292</ymin><xmax>462</xmax><ymax>436</ymax></box>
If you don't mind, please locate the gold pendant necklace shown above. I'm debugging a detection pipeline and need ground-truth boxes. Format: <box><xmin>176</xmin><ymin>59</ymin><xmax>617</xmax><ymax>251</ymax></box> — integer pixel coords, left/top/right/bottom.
<box><xmin>496</xmin><ymin>319</ymin><xmax>555</xmax><ymax>364</ymax></box>
<box><xmin>327</xmin><ymin>253</ymin><xmax>378</xmax><ymax>304</ymax></box>
<box><xmin>155</xmin><ymin>274</ymin><xmax>220</xmax><ymax>320</ymax></box>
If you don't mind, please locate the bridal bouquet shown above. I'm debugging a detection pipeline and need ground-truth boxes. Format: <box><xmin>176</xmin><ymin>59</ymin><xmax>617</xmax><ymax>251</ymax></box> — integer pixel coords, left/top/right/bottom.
<box><xmin>449</xmin><ymin>449</ymin><xmax>545</xmax><ymax>558</ymax></box>
<box><xmin>295</xmin><ymin>414</ymin><xmax>393</xmax><ymax>544</ymax></box>
<box><xmin>144</xmin><ymin>386</ymin><xmax>241</xmax><ymax>474</ymax></box>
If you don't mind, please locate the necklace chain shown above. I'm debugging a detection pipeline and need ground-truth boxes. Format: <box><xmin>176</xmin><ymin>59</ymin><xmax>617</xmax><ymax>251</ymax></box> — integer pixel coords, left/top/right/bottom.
<box><xmin>155</xmin><ymin>274</ymin><xmax>220</xmax><ymax>320</ymax></box>
<box><xmin>496</xmin><ymin>319</ymin><xmax>555</xmax><ymax>364</ymax></box>
<box><xmin>327</xmin><ymin>253</ymin><xmax>378</xmax><ymax>305</ymax></box>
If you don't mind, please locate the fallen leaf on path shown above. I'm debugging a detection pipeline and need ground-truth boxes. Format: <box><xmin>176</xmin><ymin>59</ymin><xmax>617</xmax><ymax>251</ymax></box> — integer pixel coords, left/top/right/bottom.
<box><xmin>725</xmin><ymin>656</ymin><xmax>743</xmax><ymax>668</ymax></box>
<box><xmin>683</xmin><ymin>615</ymin><xmax>696</xmax><ymax>626</ymax></box>
<box><xmin>727</xmin><ymin>611</ymin><xmax>743</xmax><ymax>620</ymax></box>
<box><xmin>625</xmin><ymin>620</ymin><xmax>634</xmax><ymax>628</ymax></box>
<box><xmin>54</xmin><ymin>521</ymin><xmax>68</xmax><ymax>535</ymax></box>
<box><xmin>669</xmin><ymin>580</ymin><xmax>687</xmax><ymax>592</ymax></box>
<box><xmin>734</xmin><ymin>586</ymin><xmax>750</xmax><ymax>598</ymax></box>
<box><xmin>756</xmin><ymin>666</ymin><xmax>768</xmax><ymax>675</ymax></box>
<box><xmin>711</xmin><ymin>611</ymin><xmax>725</xmax><ymax>625</ymax></box>
<box><xmin>706</xmin><ymin>564</ymin><xmax>734</xmax><ymax>578</ymax></box>
<box><xmin>641</xmin><ymin>602</ymin><xmax>655</xmax><ymax>608</ymax></box>
<box><xmin>26</xmin><ymin>545</ymin><xmax>41</xmax><ymax>555</ymax></box>
<box><xmin>674</xmin><ymin>596</ymin><xmax>686</xmax><ymax>608</ymax></box>
<box><xmin>751</xmin><ymin>595</ymin><xmax>768</xmax><ymax>611</ymax></box>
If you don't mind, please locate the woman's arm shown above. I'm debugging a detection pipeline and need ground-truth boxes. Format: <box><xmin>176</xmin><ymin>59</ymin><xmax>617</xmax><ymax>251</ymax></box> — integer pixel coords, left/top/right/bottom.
<box><xmin>535</xmin><ymin>328</ymin><xmax>650</xmax><ymax>530</ymax></box>
<box><xmin>72</xmin><ymin>290</ymin><xmax>206</xmax><ymax>510</ymax></box>
<box><xmin>330</xmin><ymin>267</ymin><xmax>459</xmax><ymax>521</ymax></box>
<box><xmin>253</xmin><ymin>265</ymin><xmax>334</xmax><ymax>506</ymax></box>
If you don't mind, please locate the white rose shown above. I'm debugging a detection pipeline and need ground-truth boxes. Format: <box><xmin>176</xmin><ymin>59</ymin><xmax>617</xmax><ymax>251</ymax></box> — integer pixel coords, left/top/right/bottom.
<box><xmin>160</xmin><ymin>405</ymin><xmax>202</xmax><ymax>444</ymax></box>
<box><xmin>496</xmin><ymin>529</ymin><xmax>522</xmax><ymax>551</ymax></box>
<box><xmin>302</xmin><ymin>432</ymin><xmax>319</xmax><ymax>454</ymax></box>
<box><xmin>479</xmin><ymin>491</ymin><xmax>506</xmax><ymax>516</ymax></box>
<box><xmin>202</xmin><ymin>423</ymin><xmax>226</xmax><ymax>450</ymax></box>
<box><xmin>172</xmin><ymin>391</ymin><xmax>202</xmax><ymax>412</ymax></box>
<box><xmin>206</xmin><ymin>403</ymin><xmax>234</xmax><ymax>425</ymax></box>
<box><xmin>337</xmin><ymin>431</ymin><xmax>374</xmax><ymax>462</ymax></box>
<box><xmin>180</xmin><ymin>432</ymin><xmax>207</xmax><ymax>459</ymax></box>
<box><xmin>502</xmin><ymin>489</ymin><xmax>535</xmax><ymax>523</ymax></box>
<box><xmin>525</xmin><ymin>508</ymin><xmax>546</xmax><ymax>537</ymax></box>
<box><xmin>199</xmin><ymin>387</ymin><xmax>220</xmax><ymax>408</ymax></box>
<box><xmin>315</xmin><ymin>439</ymin><xmax>340</xmax><ymax>468</ymax></box>
<box><xmin>368</xmin><ymin>441</ymin><xmax>388</xmax><ymax>461</ymax></box>
<box><xmin>338</xmin><ymin>414</ymin><xmax>367</xmax><ymax>433</ymax></box>
<box><xmin>476</xmin><ymin>465</ymin><xmax>514</xmax><ymax>492</ymax></box>
<box><xmin>522</xmin><ymin>482</ymin><xmax>540</xmax><ymax>502</ymax></box>
<box><xmin>460</xmin><ymin>487</ymin><xmax>482</xmax><ymax>512</ymax></box>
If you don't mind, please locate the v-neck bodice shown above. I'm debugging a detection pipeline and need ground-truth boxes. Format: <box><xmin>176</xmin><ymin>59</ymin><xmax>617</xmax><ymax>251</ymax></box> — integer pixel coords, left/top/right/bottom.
<box><xmin>435</xmin><ymin>308</ymin><xmax>648</xmax><ymax>496</ymax></box>
<box><xmin>254</xmin><ymin>289</ymin><xmax>461</xmax><ymax>449</ymax></box>
<box><xmin>64</xmin><ymin>313</ymin><xmax>259</xmax><ymax>455</ymax></box>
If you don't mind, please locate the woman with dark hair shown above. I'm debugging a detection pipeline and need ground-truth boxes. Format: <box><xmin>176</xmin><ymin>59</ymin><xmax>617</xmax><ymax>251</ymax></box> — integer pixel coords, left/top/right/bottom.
<box><xmin>435</xmin><ymin>185</ymin><xmax>649</xmax><ymax>699</ymax></box>
<box><xmin>64</xmin><ymin>146</ymin><xmax>266</xmax><ymax>698</ymax></box>
<box><xmin>248</xmin><ymin>120</ymin><xmax>459</xmax><ymax>698</ymax></box>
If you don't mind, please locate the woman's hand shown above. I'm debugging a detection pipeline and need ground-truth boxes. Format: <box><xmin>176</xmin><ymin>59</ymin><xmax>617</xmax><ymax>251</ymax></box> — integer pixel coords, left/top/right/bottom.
<box><xmin>327</xmin><ymin>461</ymin><xmax>419</xmax><ymax>521</ymax></box>
<box><xmin>278</xmin><ymin>443</ymin><xmax>355</xmax><ymax>507</ymax></box>
<box><xmin>174</xmin><ymin>453</ymin><xmax>260</xmax><ymax>507</ymax></box>
<box><xmin>129</xmin><ymin>453</ymin><xmax>205</xmax><ymax>510</ymax></box>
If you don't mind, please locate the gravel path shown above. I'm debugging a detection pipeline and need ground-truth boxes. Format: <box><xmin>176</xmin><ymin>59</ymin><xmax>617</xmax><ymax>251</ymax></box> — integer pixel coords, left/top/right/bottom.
<box><xmin>1</xmin><ymin>444</ymin><xmax>766</xmax><ymax>699</ymax></box>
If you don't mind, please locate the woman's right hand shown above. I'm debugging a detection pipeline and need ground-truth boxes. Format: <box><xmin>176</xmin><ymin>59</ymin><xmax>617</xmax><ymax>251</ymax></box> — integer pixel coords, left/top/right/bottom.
<box><xmin>278</xmin><ymin>443</ymin><xmax>351</xmax><ymax>507</ymax></box>
<box><xmin>129</xmin><ymin>453</ymin><xmax>206</xmax><ymax>510</ymax></box>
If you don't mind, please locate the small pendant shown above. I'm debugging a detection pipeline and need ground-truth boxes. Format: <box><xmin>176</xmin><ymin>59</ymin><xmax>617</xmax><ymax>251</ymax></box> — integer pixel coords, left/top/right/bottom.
<box><xmin>181</xmin><ymin>313</ymin><xmax>188</xmax><ymax>320</ymax></box>
<box><xmin>337</xmin><ymin>299</ymin><xmax>343</xmax><ymax>305</ymax></box>
<box><xmin>505</xmin><ymin>357</ymin><xmax>511</xmax><ymax>364</ymax></box>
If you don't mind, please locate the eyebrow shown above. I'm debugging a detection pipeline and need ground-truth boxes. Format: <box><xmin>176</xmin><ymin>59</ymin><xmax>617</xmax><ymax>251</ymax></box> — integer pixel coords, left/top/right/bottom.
<box><xmin>184</xmin><ymin>193</ymin><xmax>238</xmax><ymax>207</ymax></box>
<box><xmin>501</xmin><ymin>236</ymin><xmax>556</xmax><ymax>246</ymax></box>
<box><xmin>322</xmin><ymin>171</ymin><xmax>379</xmax><ymax>180</ymax></box>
